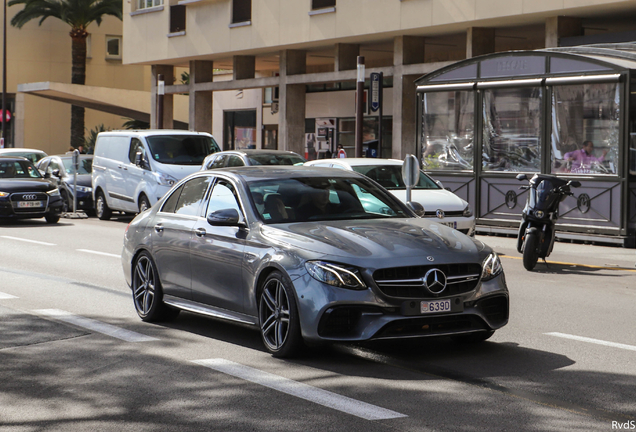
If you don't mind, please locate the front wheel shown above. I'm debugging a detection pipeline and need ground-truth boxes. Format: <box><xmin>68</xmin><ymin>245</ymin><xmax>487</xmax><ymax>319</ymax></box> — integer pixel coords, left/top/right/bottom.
<box><xmin>44</xmin><ymin>213</ymin><xmax>60</xmax><ymax>224</ymax></box>
<box><xmin>132</xmin><ymin>252</ymin><xmax>179</xmax><ymax>322</ymax></box>
<box><xmin>522</xmin><ymin>231</ymin><xmax>540</xmax><ymax>271</ymax></box>
<box><xmin>95</xmin><ymin>191</ymin><xmax>112</xmax><ymax>220</ymax></box>
<box><xmin>258</xmin><ymin>271</ymin><xmax>303</xmax><ymax>358</ymax></box>
<box><xmin>138</xmin><ymin>195</ymin><xmax>151</xmax><ymax>213</ymax></box>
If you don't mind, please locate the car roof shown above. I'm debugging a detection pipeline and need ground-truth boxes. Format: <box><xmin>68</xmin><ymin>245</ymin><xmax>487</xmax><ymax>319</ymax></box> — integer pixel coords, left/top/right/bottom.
<box><xmin>307</xmin><ymin>158</ymin><xmax>404</xmax><ymax>167</ymax></box>
<box><xmin>204</xmin><ymin>165</ymin><xmax>363</xmax><ymax>182</ymax></box>
<box><xmin>0</xmin><ymin>148</ymin><xmax>47</xmax><ymax>154</ymax></box>
<box><xmin>213</xmin><ymin>149</ymin><xmax>303</xmax><ymax>157</ymax></box>
<box><xmin>0</xmin><ymin>155</ymin><xmax>34</xmax><ymax>161</ymax></box>
<box><xmin>96</xmin><ymin>129</ymin><xmax>214</xmax><ymax>138</ymax></box>
<box><xmin>48</xmin><ymin>154</ymin><xmax>93</xmax><ymax>158</ymax></box>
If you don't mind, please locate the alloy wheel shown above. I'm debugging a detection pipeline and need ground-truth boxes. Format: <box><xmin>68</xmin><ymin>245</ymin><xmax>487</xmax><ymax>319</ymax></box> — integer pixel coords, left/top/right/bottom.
<box><xmin>133</xmin><ymin>255</ymin><xmax>156</xmax><ymax>317</ymax></box>
<box><xmin>259</xmin><ymin>278</ymin><xmax>291</xmax><ymax>351</ymax></box>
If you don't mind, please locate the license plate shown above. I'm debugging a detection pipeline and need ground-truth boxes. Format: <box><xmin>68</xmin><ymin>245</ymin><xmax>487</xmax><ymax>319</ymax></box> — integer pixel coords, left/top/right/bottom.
<box><xmin>442</xmin><ymin>221</ymin><xmax>457</xmax><ymax>229</ymax></box>
<box><xmin>421</xmin><ymin>299</ymin><xmax>451</xmax><ymax>314</ymax></box>
<box><xmin>17</xmin><ymin>201</ymin><xmax>44</xmax><ymax>208</ymax></box>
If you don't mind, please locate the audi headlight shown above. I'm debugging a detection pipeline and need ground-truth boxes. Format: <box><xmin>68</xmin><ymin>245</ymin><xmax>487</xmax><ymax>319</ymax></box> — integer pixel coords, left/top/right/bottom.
<box><xmin>154</xmin><ymin>171</ymin><xmax>178</xmax><ymax>186</ymax></box>
<box><xmin>481</xmin><ymin>253</ymin><xmax>503</xmax><ymax>281</ymax></box>
<box><xmin>305</xmin><ymin>261</ymin><xmax>367</xmax><ymax>290</ymax></box>
<box><xmin>47</xmin><ymin>188</ymin><xmax>61</xmax><ymax>197</ymax></box>
<box><xmin>463</xmin><ymin>203</ymin><xmax>473</xmax><ymax>218</ymax></box>
<box><xmin>0</xmin><ymin>191</ymin><xmax>9</xmax><ymax>197</ymax></box>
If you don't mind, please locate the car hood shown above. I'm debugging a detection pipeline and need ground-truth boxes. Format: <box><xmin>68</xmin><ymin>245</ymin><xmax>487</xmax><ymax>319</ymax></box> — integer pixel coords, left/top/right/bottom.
<box><xmin>260</xmin><ymin>218</ymin><xmax>486</xmax><ymax>261</ymax></box>
<box><xmin>389</xmin><ymin>189</ymin><xmax>467</xmax><ymax>212</ymax></box>
<box><xmin>151</xmin><ymin>162</ymin><xmax>203</xmax><ymax>181</ymax></box>
<box><xmin>63</xmin><ymin>174</ymin><xmax>92</xmax><ymax>187</ymax></box>
<box><xmin>0</xmin><ymin>179</ymin><xmax>55</xmax><ymax>192</ymax></box>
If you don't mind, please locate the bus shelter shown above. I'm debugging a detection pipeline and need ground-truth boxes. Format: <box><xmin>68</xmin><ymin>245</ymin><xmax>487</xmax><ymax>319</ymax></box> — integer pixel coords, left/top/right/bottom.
<box><xmin>415</xmin><ymin>44</ymin><xmax>636</xmax><ymax>247</ymax></box>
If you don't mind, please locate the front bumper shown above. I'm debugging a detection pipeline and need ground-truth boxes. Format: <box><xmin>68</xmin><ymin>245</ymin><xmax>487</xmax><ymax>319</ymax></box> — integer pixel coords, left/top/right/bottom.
<box><xmin>0</xmin><ymin>195</ymin><xmax>63</xmax><ymax>219</ymax></box>
<box><xmin>293</xmin><ymin>270</ymin><xmax>508</xmax><ymax>344</ymax></box>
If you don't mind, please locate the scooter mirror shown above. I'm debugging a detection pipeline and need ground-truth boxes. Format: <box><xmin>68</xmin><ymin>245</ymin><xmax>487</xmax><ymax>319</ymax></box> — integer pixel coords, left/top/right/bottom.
<box><xmin>569</xmin><ymin>181</ymin><xmax>581</xmax><ymax>188</ymax></box>
<box><xmin>516</xmin><ymin>173</ymin><xmax>528</xmax><ymax>181</ymax></box>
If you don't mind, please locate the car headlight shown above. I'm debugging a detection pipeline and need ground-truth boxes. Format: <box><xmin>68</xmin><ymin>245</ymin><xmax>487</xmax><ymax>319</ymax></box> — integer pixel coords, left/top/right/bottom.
<box><xmin>305</xmin><ymin>261</ymin><xmax>367</xmax><ymax>290</ymax></box>
<box><xmin>75</xmin><ymin>185</ymin><xmax>92</xmax><ymax>193</ymax></box>
<box><xmin>481</xmin><ymin>253</ymin><xmax>503</xmax><ymax>281</ymax></box>
<box><xmin>0</xmin><ymin>191</ymin><xmax>9</xmax><ymax>197</ymax></box>
<box><xmin>154</xmin><ymin>171</ymin><xmax>178</xmax><ymax>186</ymax></box>
<box><xmin>463</xmin><ymin>203</ymin><xmax>473</xmax><ymax>218</ymax></box>
<box><xmin>47</xmin><ymin>188</ymin><xmax>61</xmax><ymax>197</ymax></box>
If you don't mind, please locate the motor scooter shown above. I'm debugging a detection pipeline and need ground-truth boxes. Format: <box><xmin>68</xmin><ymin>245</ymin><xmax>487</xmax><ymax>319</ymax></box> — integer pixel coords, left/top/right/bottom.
<box><xmin>515</xmin><ymin>173</ymin><xmax>581</xmax><ymax>270</ymax></box>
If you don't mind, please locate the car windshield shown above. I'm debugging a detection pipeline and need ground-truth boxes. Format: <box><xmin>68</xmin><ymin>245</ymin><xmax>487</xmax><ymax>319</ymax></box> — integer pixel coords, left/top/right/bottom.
<box><xmin>0</xmin><ymin>160</ymin><xmax>42</xmax><ymax>179</ymax></box>
<box><xmin>147</xmin><ymin>135</ymin><xmax>220</xmax><ymax>165</ymax></box>
<box><xmin>248</xmin><ymin>154</ymin><xmax>306</xmax><ymax>166</ymax></box>
<box><xmin>351</xmin><ymin>165</ymin><xmax>440</xmax><ymax>190</ymax></box>
<box><xmin>61</xmin><ymin>157</ymin><xmax>93</xmax><ymax>175</ymax></box>
<box><xmin>248</xmin><ymin>176</ymin><xmax>410</xmax><ymax>224</ymax></box>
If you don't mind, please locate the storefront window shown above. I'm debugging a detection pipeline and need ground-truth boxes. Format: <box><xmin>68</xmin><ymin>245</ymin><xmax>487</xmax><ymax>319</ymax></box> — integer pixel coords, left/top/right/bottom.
<box><xmin>482</xmin><ymin>87</ymin><xmax>542</xmax><ymax>172</ymax></box>
<box><xmin>421</xmin><ymin>91</ymin><xmax>474</xmax><ymax>171</ymax></box>
<box><xmin>551</xmin><ymin>83</ymin><xmax>620</xmax><ymax>175</ymax></box>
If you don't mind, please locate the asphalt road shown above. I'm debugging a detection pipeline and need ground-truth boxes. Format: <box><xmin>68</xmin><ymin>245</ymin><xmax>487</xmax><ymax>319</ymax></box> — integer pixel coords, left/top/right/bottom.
<box><xmin>1</xmin><ymin>216</ymin><xmax>635</xmax><ymax>431</ymax></box>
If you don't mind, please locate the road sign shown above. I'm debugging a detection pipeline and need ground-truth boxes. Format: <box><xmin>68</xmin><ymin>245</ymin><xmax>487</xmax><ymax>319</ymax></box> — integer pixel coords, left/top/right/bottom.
<box><xmin>0</xmin><ymin>109</ymin><xmax>11</xmax><ymax>122</ymax></box>
<box><xmin>370</xmin><ymin>73</ymin><xmax>381</xmax><ymax>112</ymax></box>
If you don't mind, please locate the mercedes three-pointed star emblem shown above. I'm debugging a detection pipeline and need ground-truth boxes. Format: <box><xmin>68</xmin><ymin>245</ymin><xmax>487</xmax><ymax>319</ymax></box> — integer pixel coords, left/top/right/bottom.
<box><xmin>423</xmin><ymin>268</ymin><xmax>447</xmax><ymax>294</ymax></box>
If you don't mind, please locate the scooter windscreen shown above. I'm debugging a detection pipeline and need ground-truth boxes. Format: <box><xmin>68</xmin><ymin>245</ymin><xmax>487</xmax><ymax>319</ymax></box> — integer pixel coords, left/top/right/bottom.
<box><xmin>531</xmin><ymin>180</ymin><xmax>562</xmax><ymax>212</ymax></box>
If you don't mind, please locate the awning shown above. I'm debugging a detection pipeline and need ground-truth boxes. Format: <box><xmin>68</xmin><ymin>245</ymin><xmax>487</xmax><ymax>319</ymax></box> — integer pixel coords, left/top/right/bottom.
<box><xmin>17</xmin><ymin>82</ymin><xmax>189</xmax><ymax>129</ymax></box>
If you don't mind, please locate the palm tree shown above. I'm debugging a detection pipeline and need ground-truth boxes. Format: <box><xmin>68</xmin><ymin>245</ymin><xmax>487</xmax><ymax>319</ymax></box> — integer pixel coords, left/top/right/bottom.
<box><xmin>8</xmin><ymin>0</ymin><xmax>123</xmax><ymax>149</ymax></box>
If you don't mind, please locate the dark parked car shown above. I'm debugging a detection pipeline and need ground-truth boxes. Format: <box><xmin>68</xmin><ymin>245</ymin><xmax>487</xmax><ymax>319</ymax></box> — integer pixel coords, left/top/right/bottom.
<box><xmin>122</xmin><ymin>166</ymin><xmax>508</xmax><ymax>357</ymax></box>
<box><xmin>201</xmin><ymin>149</ymin><xmax>305</xmax><ymax>170</ymax></box>
<box><xmin>36</xmin><ymin>154</ymin><xmax>94</xmax><ymax>213</ymax></box>
<box><xmin>0</xmin><ymin>156</ymin><xmax>63</xmax><ymax>223</ymax></box>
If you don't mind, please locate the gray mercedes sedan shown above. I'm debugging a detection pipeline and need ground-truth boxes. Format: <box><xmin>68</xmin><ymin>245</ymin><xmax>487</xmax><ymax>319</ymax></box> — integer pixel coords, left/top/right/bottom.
<box><xmin>122</xmin><ymin>166</ymin><xmax>508</xmax><ymax>357</ymax></box>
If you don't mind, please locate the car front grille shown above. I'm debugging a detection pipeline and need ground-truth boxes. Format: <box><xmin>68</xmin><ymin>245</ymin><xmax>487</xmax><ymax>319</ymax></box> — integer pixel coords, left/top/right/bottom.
<box><xmin>9</xmin><ymin>192</ymin><xmax>49</xmax><ymax>214</ymax></box>
<box><xmin>373</xmin><ymin>263</ymin><xmax>482</xmax><ymax>299</ymax></box>
<box><xmin>423</xmin><ymin>210</ymin><xmax>465</xmax><ymax>217</ymax></box>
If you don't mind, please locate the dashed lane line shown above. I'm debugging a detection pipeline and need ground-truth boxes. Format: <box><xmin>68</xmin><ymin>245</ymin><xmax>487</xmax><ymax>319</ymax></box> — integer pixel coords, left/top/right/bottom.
<box><xmin>546</xmin><ymin>332</ymin><xmax>636</xmax><ymax>352</ymax></box>
<box><xmin>34</xmin><ymin>309</ymin><xmax>157</xmax><ymax>343</ymax></box>
<box><xmin>77</xmin><ymin>249</ymin><xmax>121</xmax><ymax>258</ymax></box>
<box><xmin>193</xmin><ymin>358</ymin><xmax>408</xmax><ymax>421</ymax></box>
<box><xmin>1</xmin><ymin>236</ymin><xmax>55</xmax><ymax>246</ymax></box>
<box><xmin>0</xmin><ymin>291</ymin><xmax>18</xmax><ymax>299</ymax></box>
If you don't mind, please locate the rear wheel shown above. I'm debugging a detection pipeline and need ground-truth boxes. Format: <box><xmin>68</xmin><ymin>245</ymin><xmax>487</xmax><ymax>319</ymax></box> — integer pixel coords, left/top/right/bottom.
<box><xmin>522</xmin><ymin>231</ymin><xmax>540</xmax><ymax>271</ymax></box>
<box><xmin>95</xmin><ymin>191</ymin><xmax>112</xmax><ymax>220</ymax></box>
<box><xmin>258</xmin><ymin>271</ymin><xmax>303</xmax><ymax>358</ymax></box>
<box><xmin>132</xmin><ymin>252</ymin><xmax>179</xmax><ymax>322</ymax></box>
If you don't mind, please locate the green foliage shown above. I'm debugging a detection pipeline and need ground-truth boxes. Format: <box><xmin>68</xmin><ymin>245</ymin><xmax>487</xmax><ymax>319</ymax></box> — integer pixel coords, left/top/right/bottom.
<box><xmin>85</xmin><ymin>124</ymin><xmax>109</xmax><ymax>150</ymax></box>
<box><xmin>8</xmin><ymin>0</ymin><xmax>123</xmax><ymax>30</ymax></box>
<box><xmin>181</xmin><ymin>71</ymin><xmax>190</xmax><ymax>85</ymax></box>
<box><xmin>122</xmin><ymin>118</ymin><xmax>150</xmax><ymax>130</ymax></box>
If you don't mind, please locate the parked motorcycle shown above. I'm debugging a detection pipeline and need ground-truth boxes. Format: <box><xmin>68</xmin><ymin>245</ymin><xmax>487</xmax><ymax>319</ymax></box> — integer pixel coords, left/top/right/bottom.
<box><xmin>516</xmin><ymin>173</ymin><xmax>581</xmax><ymax>270</ymax></box>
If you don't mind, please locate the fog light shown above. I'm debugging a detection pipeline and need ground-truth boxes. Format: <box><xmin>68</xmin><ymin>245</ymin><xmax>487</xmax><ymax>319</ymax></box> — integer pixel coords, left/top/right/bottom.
<box><xmin>535</xmin><ymin>210</ymin><xmax>544</xmax><ymax>218</ymax></box>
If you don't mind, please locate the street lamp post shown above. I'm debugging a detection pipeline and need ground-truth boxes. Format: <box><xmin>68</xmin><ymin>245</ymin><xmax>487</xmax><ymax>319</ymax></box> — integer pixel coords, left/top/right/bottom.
<box><xmin>157</xmin><ymin>74</ymin><xmax>165</xmax><ymax>129</ymax></box>
<box><xmin>2</xmin><ymin>0</ymin><xmax>7</xmax><ymax>147</ymax></box>
<box><xmin>355</xmin><ymin>56</ymin><xmax>365</xmax><ymax>158</ymax></box>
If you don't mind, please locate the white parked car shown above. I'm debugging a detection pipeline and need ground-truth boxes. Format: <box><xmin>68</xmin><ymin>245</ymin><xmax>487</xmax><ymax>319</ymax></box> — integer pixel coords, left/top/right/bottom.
<box><xmin>305</xmin><ymin>158</ymin><xmax>475</xmax><ymax>235</ymax></box>
<box><xmin>0</xmin><ymin>148</ymin><xmax>47</xmax><ymax>164</ymax></box>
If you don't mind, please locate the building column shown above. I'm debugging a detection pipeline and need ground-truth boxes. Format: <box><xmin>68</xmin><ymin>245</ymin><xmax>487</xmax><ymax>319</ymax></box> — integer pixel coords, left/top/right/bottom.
<box><xmin>233</xmin><ymin>56</ymin><xmax>256</xmax><ymax>80</ymax></box>
<box><xmin>278</xmin><ymin>50</ymin><xmax>306</xmax><ymax>154</ymax></box>
<box><xmin>392</xmin><ymin>36</ymin><xmax>425</xmax><ymax>159</ymax></box>
<box><xmin>189</xmin><ymin>60</ymin><xmax>213</xmax><ymax>133</ymax></box>
<box><xmin>335</xmin><ymin>43</ymin><xmax>360</xmax><ymax>71</ymax></box>
<box><xmin>14</xmin><ymin>93</ymin><xmax>24</xmax><ymax>148</ymax></box>
<box><xmin>545</xmin><ymin>16</ymin><xmax>582</xmax><ymax>48</ymax></box>
<box><xmin>467</xmin><ymin>27</ymin><xmax>495</xmax><ymax>58</ymax></box>
<box><xmin>151</xmin><ymin>65</ymin><xmax>174</xmax><ymax>129</ymax></box>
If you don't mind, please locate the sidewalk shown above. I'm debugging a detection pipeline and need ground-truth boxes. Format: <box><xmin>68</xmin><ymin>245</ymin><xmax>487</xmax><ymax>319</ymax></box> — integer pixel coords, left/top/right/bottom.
<box><xmin>476</xmin><ymin>234</ymin><xmax>636</xmax><ymax>271</ymax></box>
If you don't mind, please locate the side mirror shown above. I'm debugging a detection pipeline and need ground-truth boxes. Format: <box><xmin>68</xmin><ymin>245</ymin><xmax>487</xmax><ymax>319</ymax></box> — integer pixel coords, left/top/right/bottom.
<box><xmin>569</xmin><ymin>181</ymin><xmax>581</xmax><ymax>188</ymax></box>
<box><xmin>42</xmin><ymin>171</ymin><xmax>50</xmax><ymax>178</ymax></box>
<box><xmin>207</xmin><ymin>208</ymin><xmax>245</xmax><ymax>227</ymax></box>
<box><xmin>52</xmin><ymin>169</ymin><xmax>61</xmax><ymax>178</ymax></box>
<box><xmin>435</xmin><ymin>180</ymin><xmax>444</xmax><ymax>189</ymax></box>
<box><xmin>135</xmin><ymin>151</ymin><xmax>148</xmax><ymax>169</ymax></box>
<box><xmin>406</xmin><ymin>201</ymin><xmax>425</xmax><ymax>217</ymax></box>
<box><xmin>516</xmin><ymin>173</ymin><xmax>528</xmax><ymax>181</ymax></box>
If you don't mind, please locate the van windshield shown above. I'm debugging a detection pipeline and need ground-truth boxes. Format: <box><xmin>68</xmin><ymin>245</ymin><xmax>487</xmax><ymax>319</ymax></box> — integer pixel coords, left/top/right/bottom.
<box><xmin>147</xmin><ymin>135</ymin><xmax>220</xmax><ymax>165</ymax></box>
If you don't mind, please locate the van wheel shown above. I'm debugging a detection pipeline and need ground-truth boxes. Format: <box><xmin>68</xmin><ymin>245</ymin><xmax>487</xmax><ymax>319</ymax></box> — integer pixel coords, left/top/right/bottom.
<box><xmin>138</xmin><ymin>195</ymin><xmax>151</xmax><ymax>213</ymax></box>
<box><xmin>96</xmin><ymin>191</ymin><xmax>112</xmax><ymax>220</ymax></box>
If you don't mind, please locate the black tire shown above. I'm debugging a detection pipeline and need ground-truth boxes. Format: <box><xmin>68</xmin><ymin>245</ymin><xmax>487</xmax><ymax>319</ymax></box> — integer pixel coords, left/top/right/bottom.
<box><xmin>451</xmin><ymin>331</ymin><xmax>494</xmax><ymax>344</ymax></box>
<box><xmin>522</xmin><ymin>231</ymin><xmax>540</xmax><ymax>271</ymax></box>
<box><xmin>95</xmin><ymin>190</ymin><xmax>112</xmax><ymax>220</ymax></box>
<box><xmin>138</xmin><ymin>195</ymin><xmax>151</xmax><ymax>213</ymax></box>
<box><xmin>131</xmin><ymin>252</ymin><xmax>180</xmax><ymax>322</ymax></box>
<box><xmin>258</xmin><ymin>271</ymin><xmax>304</xmax><ymax>358</ymax></box>
<box><xmin>44</xmin><ymin>213</ymin><xmax>60</xmax><ymax>224</ymax></box>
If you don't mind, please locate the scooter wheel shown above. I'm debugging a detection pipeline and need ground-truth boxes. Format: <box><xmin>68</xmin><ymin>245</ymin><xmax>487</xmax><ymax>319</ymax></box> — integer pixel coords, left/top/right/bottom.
<box><xmin>522</xmin><ymin>231</ymin><xmax>540</xmax><ymax>271</ymax></box>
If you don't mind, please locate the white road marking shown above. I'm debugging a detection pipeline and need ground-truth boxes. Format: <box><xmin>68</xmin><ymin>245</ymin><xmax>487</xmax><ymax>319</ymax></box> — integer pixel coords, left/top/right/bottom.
<box><xmin>1</xmin><ymin>236</ymin><xmax>55</xmax><ymax>246</ymax></box>
<box><xmin>34</xmin><ymin>309</ymin><xmax>157</xmax><ymax>343</ymax></box>
<box><xmin>0</xmin><ymin>291</ymin><xmax>18</xmax><ymax>299</ymax></box>
<box><xmin>546</xmin><ymin>332</ymin><xmax>636</xmax><ymax>352</ymax></box>
<box><xmin>193</xmin><ymin>358</ymin><xmax>408</xmax><ymax>421</ymax></box>
<box><xmin>77</xmin><ymin>249</ymin><xmax>121</xmax><ymax>258</ymax></box>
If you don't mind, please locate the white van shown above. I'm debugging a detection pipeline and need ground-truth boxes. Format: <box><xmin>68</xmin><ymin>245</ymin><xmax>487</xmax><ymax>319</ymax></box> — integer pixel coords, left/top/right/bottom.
<box><xmin>92</xmin><ymin>130</ymin><xmax>220</xmax><ymax>220</ymax></box>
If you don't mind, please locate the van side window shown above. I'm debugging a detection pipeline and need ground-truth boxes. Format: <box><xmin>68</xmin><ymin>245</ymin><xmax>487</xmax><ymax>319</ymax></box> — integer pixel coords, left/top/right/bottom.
<box><xmin>128</xmin><ymin>138</ymin><xmax>146</xmax><ymax>165</ymax></box>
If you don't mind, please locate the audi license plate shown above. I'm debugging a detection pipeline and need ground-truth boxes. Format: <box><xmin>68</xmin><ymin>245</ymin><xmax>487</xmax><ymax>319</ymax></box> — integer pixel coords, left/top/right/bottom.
<box><xmin>17</xmin><ymin>201</ymin><xmax>44</xmax><ymax>208</ymax></box>
<box><xmin>421</xmin><ymin>299</ymin><xmax>451</xmax><ymax>314</ymax></box>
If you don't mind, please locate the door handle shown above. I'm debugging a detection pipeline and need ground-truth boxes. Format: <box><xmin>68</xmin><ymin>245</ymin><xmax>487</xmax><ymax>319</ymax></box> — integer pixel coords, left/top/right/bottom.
<box><xmin>195</xmin><ymin>228</ymin><xmax>206</xmax><ymax>237</ymax></box>
<box><xmin>154</xmin><ymin>224</ymin><xmax>164</xmax><ymax>233</ymax></box>
<box><xmin>118</xmin><ymin>165</ymin><xmax>128</xmax><ymax>170</ymax></box>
